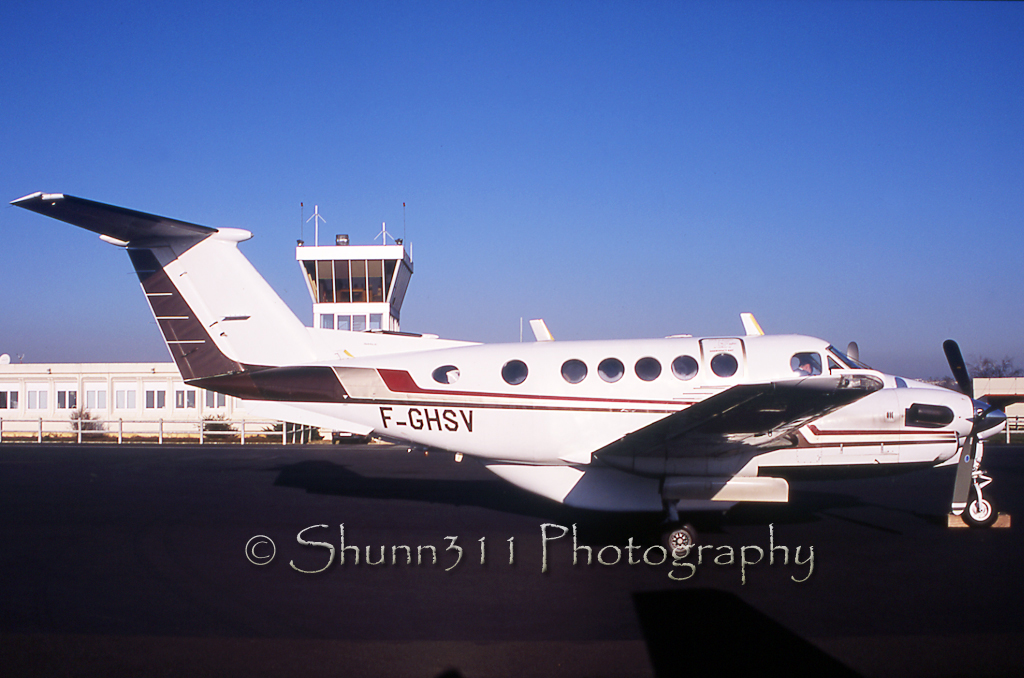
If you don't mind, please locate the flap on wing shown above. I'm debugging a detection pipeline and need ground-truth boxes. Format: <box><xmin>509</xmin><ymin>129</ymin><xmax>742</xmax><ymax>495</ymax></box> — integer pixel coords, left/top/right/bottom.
<box><xmin>597</xmin><ymin>374</ymin><xmax>883</xmax><ymax>460</ymax></box>
<box><xmin>12</xmin><ymin>192</ymin><xmax>216</xmax><ymax>242</ymax></box>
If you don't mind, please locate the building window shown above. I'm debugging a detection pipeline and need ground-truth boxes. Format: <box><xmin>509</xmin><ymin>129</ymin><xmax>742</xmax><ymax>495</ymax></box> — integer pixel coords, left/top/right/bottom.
<box><xmin>176</xmin><ymin>390</ymin><xmax>196</xmax><ymax>408</ymax></box>
<box><xmin>337</xmin><ymin>315</ymin><xmax>351</xmax><ymax>331</ymax></box>
<box><xmin>115</xmin><ymin>390</ymin><xmax>137</xmax><ymax>409</ymax></box>
<box><xmin>370</xmin><ymin>314</ymin><xmax>383</xmax><ymax>331</ymax></box>
<box><xmin>86</xmin><ymin>389</ymin><xmax>106</xmax><ymax>410</ymax></box>
<box><xmin>0</xmin><ymin>391</ymin><xmax>18</xmax><ymax>409</ymax></box>
<box><xmin>205</xmin><ymin>391</ymin><xmax>226</xmax><ymax>408</ymax></box>
<box><xmin>352</xmin><ymin>315</ymin><xmax>366</xmax><ymax>332</ymax></box>
<box><xmin>145</xmin><ymin>390</ymin><xmax>166</xmax><ymax>409</ymax></box>
<box><xmin>57</xmin><ymin>390</ymin><xmax>78</xmax><ymax>409</ymax></box>
<box><xmin>320</xmin><ymin>314</ymin><xmax>335</xmax><ymax>329</ymax></box>
<box><xmin>27</xmin><ymin>390</ymin><xmax>48</xmax><ymax>409</ymax></box>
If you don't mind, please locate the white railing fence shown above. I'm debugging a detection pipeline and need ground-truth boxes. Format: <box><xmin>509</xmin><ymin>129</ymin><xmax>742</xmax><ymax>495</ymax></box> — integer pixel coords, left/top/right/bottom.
<box><xmin>0</xmin><ymin>418</ymin><xmax>319</xmax><ymax>444</ymax></box>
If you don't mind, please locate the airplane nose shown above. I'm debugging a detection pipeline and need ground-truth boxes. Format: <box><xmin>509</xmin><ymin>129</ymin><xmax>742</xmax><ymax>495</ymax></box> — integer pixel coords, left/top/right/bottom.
<box><xmin>972</xmin><ymin>399</ymin><xmax>1007</xmax><ymax>439</ymax></box>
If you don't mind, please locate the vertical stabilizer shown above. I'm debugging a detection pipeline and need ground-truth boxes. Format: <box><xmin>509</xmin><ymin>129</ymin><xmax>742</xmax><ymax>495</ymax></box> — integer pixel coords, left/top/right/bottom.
<box><xmin>12</xmin><ymin>192</ymin><xmax>319</xmax><ymax>380</ymax></box>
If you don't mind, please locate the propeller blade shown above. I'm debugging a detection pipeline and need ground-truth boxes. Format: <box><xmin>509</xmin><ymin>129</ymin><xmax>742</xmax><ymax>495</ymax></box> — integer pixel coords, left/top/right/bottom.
<box><xmin>846</xmin><ymin>341</ymin><xmax>859</xmax><ymax>363</ymax></box>
<box><xmin>950</xmin><ymin>433</ymin><xmax>976</xmax><ymax>516</ymax></box>
<box><xmin>943</xmin><ymin>339</ymin><xmax>973</xmax><ymax>398</ymax></box>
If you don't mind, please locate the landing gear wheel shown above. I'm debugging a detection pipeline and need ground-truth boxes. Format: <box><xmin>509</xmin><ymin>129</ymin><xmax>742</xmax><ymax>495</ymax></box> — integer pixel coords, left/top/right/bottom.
<box><xmin>964</xmin><ymin>492</ymin><xmax>998</xmax><ymax>528</ymax></box>
<box><xmin>664</xmin><ymin>523</ymin><xmax>697</xmax><ymax>554</ymax></box>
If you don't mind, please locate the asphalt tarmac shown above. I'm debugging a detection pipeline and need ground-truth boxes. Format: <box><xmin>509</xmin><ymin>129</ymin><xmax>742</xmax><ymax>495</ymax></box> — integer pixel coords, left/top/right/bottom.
<box><xmin>0</xmin><ymin>441</ymin><xmax>1021</xmax><ymax>678</ymax></box>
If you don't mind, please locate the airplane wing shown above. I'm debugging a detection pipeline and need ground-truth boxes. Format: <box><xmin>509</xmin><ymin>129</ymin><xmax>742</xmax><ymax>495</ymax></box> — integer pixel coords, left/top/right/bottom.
<box><xmin>596</xmin><ymin>373</ymin><xmax>883</xmax><ymax>464</ymax></box>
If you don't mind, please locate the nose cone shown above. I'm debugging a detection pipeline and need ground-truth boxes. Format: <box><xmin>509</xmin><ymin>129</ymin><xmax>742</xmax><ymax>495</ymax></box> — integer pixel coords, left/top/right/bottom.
<box><xmin>973</xmin><ymin>399</ymin><xmax>1007</xmax><ymax>439</ymax></box>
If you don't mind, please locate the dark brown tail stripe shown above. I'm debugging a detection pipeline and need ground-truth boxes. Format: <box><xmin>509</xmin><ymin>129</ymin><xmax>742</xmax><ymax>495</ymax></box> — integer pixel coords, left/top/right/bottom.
<box><xmin>127</xmin><ymin>248</ymin><xmax>244</xmax><ymax>381</ymax></box>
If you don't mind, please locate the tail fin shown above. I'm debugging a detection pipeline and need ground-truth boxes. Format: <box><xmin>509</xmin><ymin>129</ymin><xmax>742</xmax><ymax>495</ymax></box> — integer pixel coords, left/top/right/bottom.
<box><xmin>12</xmin><ymin>192</ymin><xmax>319</xmax><ymax>381</ymax></box>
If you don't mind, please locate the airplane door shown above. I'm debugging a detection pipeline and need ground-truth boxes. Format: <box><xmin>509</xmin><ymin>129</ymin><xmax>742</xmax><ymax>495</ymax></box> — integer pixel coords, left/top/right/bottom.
<box><xmin>699</xmin><ymin>338</ymin><xmax>745</xmax><ymax>381</ymax></box>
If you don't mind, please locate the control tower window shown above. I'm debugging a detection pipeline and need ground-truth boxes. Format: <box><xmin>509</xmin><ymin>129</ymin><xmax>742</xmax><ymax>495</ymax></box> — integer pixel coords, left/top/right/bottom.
<box><xmin>368</xmin><ymin>260</ymin><xmax>385</xmax><ymax>303</ymax></box>
<box><xmin>502</xmin><ymin>360</ymin><xmax>529</xmax><ymax>385</ymax></box>
<box><xmin>351</xmin><ymin>260</ymin><xmax>367</xmax><ymax>302</ymax></box>
<box><xmin>790</xmin><ymin>353</ymin><xmax>822</xmax><ymax>376</ymax></box>
<box><xmin>635</xmin><ymin>357</ymin><xmax>662</xmax><ymax>381</ymax></box>
<box><xmin>561</xmin><ymin>359</ymin><xmax>588</xmax><ymax>384</ymax></box>
<box><xmin>316</xmin><ymin>261</ymin><xmax>335</xmax><ymax>303</ymax></box>
<box><xmin>384</xmin><ymin>260</ymin><xmax>397</xmax><ymax>300</ymax></box>
<box><xmin>598</xmin><ymin>358</ymin><xmax>624</xmax><ymax>383</ymax></box>
<box><xmin>334</xmin><ymin>260</ymin><xmax>352</xmax><ymax>303</ymax></box>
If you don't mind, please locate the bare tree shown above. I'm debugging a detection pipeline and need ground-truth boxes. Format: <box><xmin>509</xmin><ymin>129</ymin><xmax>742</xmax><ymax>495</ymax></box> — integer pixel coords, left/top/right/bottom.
<box><xmin>969</xmin><ymin>356</ymin><xmax>1023</xmax><ymax>379</ymax></box>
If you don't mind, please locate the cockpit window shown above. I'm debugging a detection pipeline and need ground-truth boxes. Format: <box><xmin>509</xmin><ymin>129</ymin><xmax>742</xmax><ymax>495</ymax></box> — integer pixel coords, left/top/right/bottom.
<box><xmin>827</xmin><ymin>345</ymin><xmax>872</xmax><ymax>370</ymax></box>
<box><xmin>791</xmin><ymin>352</ymin><xmax>822</xmax><ymax>376</ymax></box>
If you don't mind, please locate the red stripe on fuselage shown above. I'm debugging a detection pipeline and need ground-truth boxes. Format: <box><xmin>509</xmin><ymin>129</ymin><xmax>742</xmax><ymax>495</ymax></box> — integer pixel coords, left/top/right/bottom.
<box><xmin>375</xmin><ymin>368</ymin><xmax>697</xmax><ymax>407</ymax></box>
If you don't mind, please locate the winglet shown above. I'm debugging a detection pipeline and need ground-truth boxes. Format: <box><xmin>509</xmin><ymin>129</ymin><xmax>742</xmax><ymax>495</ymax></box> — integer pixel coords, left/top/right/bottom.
<box><xmin>740</xmin><ymin>313</ymin><xmax>764</xmax><ymax>336</ymax></box>
<box><xmin>529</xmin><ymin>319</ymin><xmax>554</xmax><ymax>342</ymax></box>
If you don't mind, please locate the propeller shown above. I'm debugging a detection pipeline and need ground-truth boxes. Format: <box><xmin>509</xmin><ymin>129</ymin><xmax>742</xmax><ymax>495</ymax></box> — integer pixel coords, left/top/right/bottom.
<box><xmin>942</xmin><ymin>339</ymin><xmax>973</xmax><ymax>398</ymax></box>
<box><xmin>846</xmin><ymin>341</ymin><xmax>859</xmax><ymax>364</ymax></box>
<box><xmin>943</xmin><ymin>339</ymin><xmax>1005</xmax><ymax>524</ymax></box>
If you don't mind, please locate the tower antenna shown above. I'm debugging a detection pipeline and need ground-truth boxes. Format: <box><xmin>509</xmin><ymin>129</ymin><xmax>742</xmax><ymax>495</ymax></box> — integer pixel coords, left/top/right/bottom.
<box><xmin>306</xmin><ymin>205</ymin><xmax>326</xmax><ymax>246</ymax></box>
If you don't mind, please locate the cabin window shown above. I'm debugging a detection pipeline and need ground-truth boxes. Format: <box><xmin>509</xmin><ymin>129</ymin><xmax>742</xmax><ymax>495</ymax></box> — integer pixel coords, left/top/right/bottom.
<box><xmin>710</xmin><ymin>353</ymin><xmax>738</xmax><ymax>378</ymax></box>
<box><xmin>502</xmin><ymin>360</ymin><xmax>529</xmax><ymax>386</ymax></box>
<box><xmin>895</xmin><ymin>377</ymin><xmax>908</xmax><ymax>388</ymax></box>
<box><xmin>671</xmin><ymin>355</ymin><xmax>699</xmax><ymax>380</ymax></box>
<box><xmin>432</xmin><ymin>365</ymin><xmax>461</xmax><ymax>385</ymax></box>
<box><xmin>598</xmin><ymin>358</ymin><xmax>624</xmax><ymax>383</ymax></box>
<box><xmin>561</xmin><ymin>359</ymin><xmax>588</xmax><ymax>384</ymax></box>
<box><xmin>790</xmin><ymin>353</ymin><xmax>822</xmax><ymax>376</ymax></box>
<box><xmin>635</xmin><ymin>357</ymin><xmax>661</xmax><ymax>381</ymax></box>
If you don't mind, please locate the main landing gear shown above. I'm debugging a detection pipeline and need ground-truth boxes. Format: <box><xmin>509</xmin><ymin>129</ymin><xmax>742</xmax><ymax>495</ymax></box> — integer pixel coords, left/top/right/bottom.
<box><xmin>661</xmin><ymin>504</ymin><xmax>698</xmax><ymax>552</ymax></box>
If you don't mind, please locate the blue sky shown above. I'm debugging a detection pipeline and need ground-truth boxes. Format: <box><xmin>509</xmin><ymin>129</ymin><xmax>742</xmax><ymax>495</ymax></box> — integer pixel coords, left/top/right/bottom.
<box><xmin>1</xmin><ymin>1</ymin><xmax>1021</xmax><ymax>378</ymax></box>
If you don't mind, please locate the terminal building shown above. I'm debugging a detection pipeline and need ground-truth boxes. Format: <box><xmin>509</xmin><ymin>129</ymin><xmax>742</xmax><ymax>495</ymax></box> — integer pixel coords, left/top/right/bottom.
<box><xmin>0</xmin><ymin>229</ymin><xmax>413</xmax><ymax>437</ymax></box>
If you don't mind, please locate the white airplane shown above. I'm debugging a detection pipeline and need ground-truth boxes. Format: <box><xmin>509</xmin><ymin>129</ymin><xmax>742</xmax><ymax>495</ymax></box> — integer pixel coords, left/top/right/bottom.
<box><xmin>12</xmin><ymin>192</ymin><xmax>1008</xmax><ymax>548</ymax></box>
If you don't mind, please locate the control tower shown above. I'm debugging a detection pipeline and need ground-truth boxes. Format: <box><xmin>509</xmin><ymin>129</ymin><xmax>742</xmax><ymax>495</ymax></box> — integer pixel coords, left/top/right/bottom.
<box><xmin>296</xmin><ymin>231</ymin><xmax>413</xmax><ymax>333</ymax></box>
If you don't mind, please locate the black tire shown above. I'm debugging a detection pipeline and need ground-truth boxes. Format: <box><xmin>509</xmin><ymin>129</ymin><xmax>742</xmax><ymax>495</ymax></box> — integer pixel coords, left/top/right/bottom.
<box><xmin>664</xmin><ymin>522</ymin><xmax>697</xmax><ymax>554</ymax></box>
<box><xmin>963</xmin><ymin>491</ymin><xmax>998</xmax><ymax>528</ymax></box>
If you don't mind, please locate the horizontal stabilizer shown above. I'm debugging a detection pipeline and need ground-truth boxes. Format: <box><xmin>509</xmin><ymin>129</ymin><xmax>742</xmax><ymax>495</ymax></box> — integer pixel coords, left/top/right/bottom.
<box><xmin>11</xmin><ymin>192</ymin><xmax>216</xmax><ymax>242</ymax></box>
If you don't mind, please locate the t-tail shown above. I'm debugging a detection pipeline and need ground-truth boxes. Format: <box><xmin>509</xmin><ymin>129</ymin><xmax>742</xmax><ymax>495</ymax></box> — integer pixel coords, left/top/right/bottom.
<box><xmin>9</xmin><ymin>192</ymin><xmax>344</xmax><ymax>400</ymax></box>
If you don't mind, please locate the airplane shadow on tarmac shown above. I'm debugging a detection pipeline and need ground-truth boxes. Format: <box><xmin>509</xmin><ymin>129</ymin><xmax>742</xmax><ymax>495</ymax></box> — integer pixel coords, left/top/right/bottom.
<box><xmin>266</xmin><ymin>457</ymin><xmax>930</xmax><ymax>542</ymax></box>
